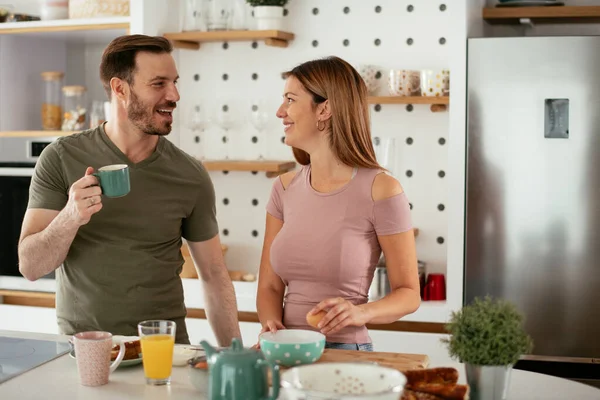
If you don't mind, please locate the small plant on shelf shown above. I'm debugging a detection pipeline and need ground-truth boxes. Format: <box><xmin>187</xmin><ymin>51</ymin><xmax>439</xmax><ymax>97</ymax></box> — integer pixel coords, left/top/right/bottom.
<box><xmin>246</xmin><ymin>0</ymin><xmax>289</xmax><ymax>30</ymax></box>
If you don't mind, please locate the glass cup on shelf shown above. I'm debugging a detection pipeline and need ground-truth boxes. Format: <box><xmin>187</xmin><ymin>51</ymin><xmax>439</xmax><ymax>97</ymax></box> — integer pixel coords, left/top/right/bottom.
<box><xmin>138</xmin><ymin>320</ymin><xmax>176</xmax><ymax>386</ymax></box>
<box><xmin>206</xmin><ymin>0</ymin><xmax>231</xmax><ymax>31</ymax></box>
<box><xmin>183</xmin><ymin>0</ymin><xmax>208</xmax><ymax>31</ymax></box>
<box><xmin>249</xmin><ymin>100</ymin><xmax>269</xmax><ymax>160</ymax></box>
<box><xmin>188</xmin><ymin>104</ymin><xmax>207</xmax><ymax>160</ymax></box>
<box><xmin>373</xmin><ymin>136</ymin><xmax>397</xmax><ymax>176</ymax></box>
<box><xmin>90</xmin><ymin>100</ymin><xmax>106</xmax><ymax>129</ymax></box>
<box><xmin>229</xmin><ymin>0</ymin><xmax>248</xmax><ymax>30</ymax></box>
<box><xmin>206</xmin><ymin>102</ymin><xmax>236</xmax><ymax>160</ymax></box>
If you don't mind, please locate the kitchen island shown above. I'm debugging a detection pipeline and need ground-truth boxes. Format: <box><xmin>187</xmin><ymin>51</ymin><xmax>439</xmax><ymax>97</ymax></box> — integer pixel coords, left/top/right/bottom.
<box><xmin>1</xmin><ymin>330</ymin><xmax>599</xmax><ymax>400</ymax></box>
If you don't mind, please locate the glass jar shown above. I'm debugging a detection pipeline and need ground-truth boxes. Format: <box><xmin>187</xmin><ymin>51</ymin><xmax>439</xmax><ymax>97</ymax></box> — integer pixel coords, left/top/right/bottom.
<box><xmin>40</xmin><ymin>0</ymin><xmax>69</xmax><ymax>20</ymax></box>
<box><xmin>90</xmin><ymin>100</ymin><xmax>106</xmax><ymax>129</ymax></box>
<box><xmin>62</xmin><ymin>85</ymin><xmax>87</xmax><ymax>131</ymax></box>
<box><xmin>41</xmin><ymin>71</ymin><xmax>64</xmax><ymax>130</ymax></box>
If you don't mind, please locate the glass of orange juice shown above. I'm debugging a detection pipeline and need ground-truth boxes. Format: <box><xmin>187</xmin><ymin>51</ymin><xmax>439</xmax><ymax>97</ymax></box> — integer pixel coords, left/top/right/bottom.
<box><xmin>137</xmin><ymin>320</ymin><xmax>176</xmax><ymax>385</ymax></box>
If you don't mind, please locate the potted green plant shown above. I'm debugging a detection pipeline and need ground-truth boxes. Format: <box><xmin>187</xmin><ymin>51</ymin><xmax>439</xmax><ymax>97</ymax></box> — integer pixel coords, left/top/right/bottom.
<box><xmin>441</xmin><ymin>296</ymin><xmax>533</xmax><ymax>400</ymax></box>
<box><xmin>246</xmin><ymin>0</ymin><xmax>289</xmax><ymax>30</ymax></box>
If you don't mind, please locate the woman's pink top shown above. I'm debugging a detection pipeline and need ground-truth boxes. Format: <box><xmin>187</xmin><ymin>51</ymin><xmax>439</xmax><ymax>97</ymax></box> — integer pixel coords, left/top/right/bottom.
<box><xmin>266</xmin><ymin>164</ymin><xmax>413</xmax><ymax>344</ymax></box>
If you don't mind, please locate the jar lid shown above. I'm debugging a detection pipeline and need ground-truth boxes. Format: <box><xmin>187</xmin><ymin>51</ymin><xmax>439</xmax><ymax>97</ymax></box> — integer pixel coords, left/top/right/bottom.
<box><xmin>41</xmin><ymin>71</ymin><xmax>64</xmax><ymax>81</ymax></box>
<box><xmin>62</xmin><ymin>85</ymin><xmax>87</xmax><ymax>95</ymax></box>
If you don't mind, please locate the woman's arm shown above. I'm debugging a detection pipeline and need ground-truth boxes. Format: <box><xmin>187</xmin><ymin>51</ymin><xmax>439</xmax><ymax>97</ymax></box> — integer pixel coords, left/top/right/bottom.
<box><xmin>361</xmin><ymin>172</ymin><xmax>421</xmax><ymax>324</ymax></box>
<box><xmin>256</xmin><ymin>171</ymin><xmax>296</xmax><ymax>330</ymax></box>
<box><xmin>256</xmin><ymin>212</ymin><xmax>286</xmax><ymax>329</ymax></box>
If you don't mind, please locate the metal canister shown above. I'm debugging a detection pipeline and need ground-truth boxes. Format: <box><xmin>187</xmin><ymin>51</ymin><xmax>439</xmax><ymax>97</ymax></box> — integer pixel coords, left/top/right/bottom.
<box><xmin>418</xmin><ymin>260</ymin><xmax>426</xmax><ymax>299</ymax></box>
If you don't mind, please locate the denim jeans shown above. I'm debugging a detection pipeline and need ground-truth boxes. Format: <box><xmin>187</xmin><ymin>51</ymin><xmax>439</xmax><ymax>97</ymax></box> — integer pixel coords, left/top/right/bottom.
<box><xmin>325</xmin><ymin>342</ymin><xmax>374</xmax><ymax>352</ymax></box>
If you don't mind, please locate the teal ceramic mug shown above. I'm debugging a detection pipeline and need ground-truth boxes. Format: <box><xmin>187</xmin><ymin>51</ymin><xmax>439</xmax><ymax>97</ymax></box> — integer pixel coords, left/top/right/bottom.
<box><xmin>93</xmin><ymin>164</ymin><xmax>130</xmax><ymax>198</ymax></box>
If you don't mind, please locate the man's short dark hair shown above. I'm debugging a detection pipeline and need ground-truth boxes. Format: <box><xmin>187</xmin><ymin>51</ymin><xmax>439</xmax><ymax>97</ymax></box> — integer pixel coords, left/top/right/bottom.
<box><xmin>100</xmin><ymin>34</ymin><xmax>173</xmax><ymax>99</ymax></box>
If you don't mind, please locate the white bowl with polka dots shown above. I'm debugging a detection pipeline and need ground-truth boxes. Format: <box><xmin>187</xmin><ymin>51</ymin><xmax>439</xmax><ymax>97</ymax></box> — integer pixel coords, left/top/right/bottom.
<box><xmin>281</xmin><ymin>362</ymin><xmax>406</xmax><ymax>399</ymax></box>
<box><xmin>259</xmin><ymin>329</ymin><xmax>325</xmax><ymax>367</ymax></box>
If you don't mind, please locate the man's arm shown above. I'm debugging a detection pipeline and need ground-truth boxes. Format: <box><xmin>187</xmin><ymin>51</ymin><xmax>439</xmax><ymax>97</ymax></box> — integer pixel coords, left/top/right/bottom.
<box><xmin>187</xmin><ymin>234</ymin><xmax>241</xmax><ymax>347</ymax></box>
<box><xmin>18</xmin><ymin>168</ymin><xmax>102</xmax><ymax>281</ymax></box>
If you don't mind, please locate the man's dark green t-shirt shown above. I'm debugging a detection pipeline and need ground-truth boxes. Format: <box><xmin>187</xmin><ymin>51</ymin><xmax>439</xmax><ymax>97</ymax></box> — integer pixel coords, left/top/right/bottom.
<box><xmin>27</xmin><ymin>124</ymin><xmax>218</xmax><ymax>343</ymax></box>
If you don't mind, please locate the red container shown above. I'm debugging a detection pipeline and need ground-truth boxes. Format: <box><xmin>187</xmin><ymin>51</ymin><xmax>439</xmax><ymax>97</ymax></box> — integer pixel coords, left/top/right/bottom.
<box><xmin>423</xmin><ymin>273</ymin><xmax>446</xmax><ymax>301</ymax></box>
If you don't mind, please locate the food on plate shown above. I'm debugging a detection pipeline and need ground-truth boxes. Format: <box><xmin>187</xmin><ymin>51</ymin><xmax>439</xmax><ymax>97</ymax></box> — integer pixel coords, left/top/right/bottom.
<box><xmin>306</xmin><ymin>310</ymin><xmax>327</xmax><ymax>328</ymax></box>
<box><xmin>111</xmin><ymin>339</ymin><xmax>142</xmax><ymax>361</ymax></box>
<box><xmin>405</xmin><ymin>367</ymin><xmax>459</xmax><ymax>385</ymax></box>
<box><xmin>400</xmin><ymin>367</ymin><xmax>470</xmax><ymax>400</ymax></box>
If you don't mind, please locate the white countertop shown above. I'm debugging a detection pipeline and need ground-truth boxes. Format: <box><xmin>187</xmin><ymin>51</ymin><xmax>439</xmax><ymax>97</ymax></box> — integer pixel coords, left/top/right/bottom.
<box><xmin>1</xmin><ymin>330</ymin><xmax>599</xmax><ymax>400</ymax></box>
<box><xmin>0</xmin><ymin>276</ymin><xmax>451</xmax><ymax>323</ymax></box>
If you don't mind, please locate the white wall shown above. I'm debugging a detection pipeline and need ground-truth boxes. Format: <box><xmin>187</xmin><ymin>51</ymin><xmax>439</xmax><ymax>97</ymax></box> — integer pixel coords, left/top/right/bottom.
<box><xmin>166</xmin><ymin>1</ymin><xmax>467</xmax><ymax>318</ymax></box>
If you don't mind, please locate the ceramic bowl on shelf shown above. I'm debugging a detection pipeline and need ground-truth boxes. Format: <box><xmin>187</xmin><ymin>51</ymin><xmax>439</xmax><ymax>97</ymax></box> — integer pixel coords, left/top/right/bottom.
<box><xmin>357</xmin><ymin>64</ymin><xmax>381</xmax><ymax>95</ymax></box>
<box><xmin>259</xmin><ymin>329</ymin><xmax>325</xmax><ymax>367</ymax></box>
<box><xmin>281</xmin><ymin>362</ymin><xmax>407</xmax><ymax>400</ymax></box>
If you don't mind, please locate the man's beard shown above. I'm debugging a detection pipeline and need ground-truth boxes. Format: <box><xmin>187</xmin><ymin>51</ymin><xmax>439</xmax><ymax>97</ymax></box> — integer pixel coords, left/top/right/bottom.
<box><xmin>127</xmin><ymin>90</ymin><xmax>176</xmax><ymax>136</ymax></box>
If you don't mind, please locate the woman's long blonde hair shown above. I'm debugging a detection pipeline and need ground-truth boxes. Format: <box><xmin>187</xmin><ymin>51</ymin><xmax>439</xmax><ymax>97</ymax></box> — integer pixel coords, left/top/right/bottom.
<box><xmin>282</xmin><ymin>56</ymin><xmax>382</xmax><ymax>169</ymax></box>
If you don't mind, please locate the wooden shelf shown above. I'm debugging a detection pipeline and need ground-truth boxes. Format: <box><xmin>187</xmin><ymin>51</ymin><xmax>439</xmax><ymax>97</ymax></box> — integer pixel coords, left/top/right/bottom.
<box><xmin>163</xmin><ymin>30</ymin><xmax>295</xmax><ymax>50</ymax></box>
<box><xmin>202</xmin><ymin>160</ymin><xmax>296</xmax><ymax>178</ymax></box>
<box><xmin>368</xmin><ymin>96</ymin><xmax>449</xmax><ymax>112</ymax></box>
<box><xmin>0</xmin><ymin>17</ymin><xmax>129</xmax><ymax>41</ymax></box>
<box><xmin>483</xmin><ymin>6</ymin><xmax>600</xmax><ymax>25</ymax></box>
<box><xmin>0</xmin><ymin>131</ymin><xmax>75</xmax><ymax>138</ymax></box>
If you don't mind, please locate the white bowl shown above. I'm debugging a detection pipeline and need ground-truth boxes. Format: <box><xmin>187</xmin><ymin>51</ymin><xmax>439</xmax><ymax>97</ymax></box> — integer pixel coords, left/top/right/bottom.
<box><xmin>281</xmin><ymin>362</ymin><xmax>406</xmax><ymax>400</ymax></box>
<box><xmin>172</xmin><ymin>344</ymin><xmax>201</xmax><ymax>366</ymax></box>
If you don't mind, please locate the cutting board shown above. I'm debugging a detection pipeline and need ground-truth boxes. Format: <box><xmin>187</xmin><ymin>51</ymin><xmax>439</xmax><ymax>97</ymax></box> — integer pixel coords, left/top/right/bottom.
<box><xmin>310</xmin><ymin>349</ymin><xmax>429</xmax><ymax>371</ymax></box>
<box><xmin>269</xmin><ymin>349</ymin><xmax>429</xmax><ymax>386</ymax></box>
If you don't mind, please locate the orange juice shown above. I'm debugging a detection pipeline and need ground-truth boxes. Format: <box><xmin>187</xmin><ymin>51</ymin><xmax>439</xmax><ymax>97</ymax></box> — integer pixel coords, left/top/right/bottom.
<box><xmin>140</xmin><ymin>334</ymin><xmax>175</xmax><ymax>379</ymax></box>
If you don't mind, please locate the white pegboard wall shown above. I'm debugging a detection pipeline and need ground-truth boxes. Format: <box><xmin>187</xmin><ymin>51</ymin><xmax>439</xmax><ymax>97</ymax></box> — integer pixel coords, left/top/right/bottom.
<box><xmin>175</xmin><ymin>0</ymin><xmax>459</xmax><ymax>276</ymax></box>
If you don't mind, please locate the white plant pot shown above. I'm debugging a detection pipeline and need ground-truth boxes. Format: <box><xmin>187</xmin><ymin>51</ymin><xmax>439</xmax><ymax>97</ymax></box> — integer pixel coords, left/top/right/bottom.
<box><xmin>253</xmin><ymin>6</ymin><xmax>284</xmax><ymax>30</ymax></box>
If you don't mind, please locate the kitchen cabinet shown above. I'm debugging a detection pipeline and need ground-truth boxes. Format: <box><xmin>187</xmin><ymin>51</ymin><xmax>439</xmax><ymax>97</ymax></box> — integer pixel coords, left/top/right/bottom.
<box><xmin>0</xmin><ymin>304</ymin><xmax>59</xmax><ymax>334</ymax></box>
<box><xmin>0</xmin><ymin>303</ymin><xmax>452</xmax><ymax>366</ymax></box>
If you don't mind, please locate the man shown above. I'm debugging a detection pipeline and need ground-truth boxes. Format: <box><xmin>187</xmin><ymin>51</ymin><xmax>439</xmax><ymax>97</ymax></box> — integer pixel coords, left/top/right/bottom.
<box><xmin>18</xmin><ymin>34</ymin><xmax>241</xmax><ymax>345</ymax></box>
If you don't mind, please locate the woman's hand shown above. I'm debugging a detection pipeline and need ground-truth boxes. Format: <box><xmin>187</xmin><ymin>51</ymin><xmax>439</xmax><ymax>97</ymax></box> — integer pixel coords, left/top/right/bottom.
<box><xmin>252</xmin><ymin>320</ymin><xmax>286</xmax><ymax>349</ymax></box>
<box><xmin>308</xmin><ymin>297</ymin><xmax>371</xmax><ymax>336</ymax></box>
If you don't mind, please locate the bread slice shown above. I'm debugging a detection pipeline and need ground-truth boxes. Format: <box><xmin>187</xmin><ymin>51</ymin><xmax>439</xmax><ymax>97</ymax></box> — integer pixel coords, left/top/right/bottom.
<box><xmin>402</xmin><ymin>367</ymin><xmax>470</xmax><ymax>400</ymax></box>
<box><xmin>401</xmin><ymin>389</ymin><xmax>445</xmax><ymax>400</ymax></box>
<box><xmin>405</xmin><ymin>367</ymin><xmax>459</xmax><ymax>386</ymax></box>
<box><xmin>407</xmin><ymin>383</ymin><xmax>470</xmax><ymax>400</ymax></box>
<box><xmin>111</xmin><ymin>339</ymin><xmax>141</xmax><ymax>361</ymax></box>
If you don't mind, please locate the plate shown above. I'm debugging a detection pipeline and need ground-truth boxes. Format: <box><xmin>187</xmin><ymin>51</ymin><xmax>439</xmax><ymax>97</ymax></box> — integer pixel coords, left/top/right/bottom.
<box><xmin>496</xmin><ymin>1</ymin><xmax>565</xmax><ymax>7</ymax></box>
<box><xmin>68</xmin><ymin>349</ymin><xmax>143</xmax><ymax>367</ymax></box>
<box><xmin>69</xmin><ymin>335</ymin><xmax>143</xmax><ymax>368</ymax></box>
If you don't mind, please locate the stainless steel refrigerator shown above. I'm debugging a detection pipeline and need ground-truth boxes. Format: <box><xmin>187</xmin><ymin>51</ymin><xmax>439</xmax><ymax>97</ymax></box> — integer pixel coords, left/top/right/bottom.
<box><xmin>466</xmin><ymin>36</ymin><xmax>600</xmax><ymax>388</ymax></box>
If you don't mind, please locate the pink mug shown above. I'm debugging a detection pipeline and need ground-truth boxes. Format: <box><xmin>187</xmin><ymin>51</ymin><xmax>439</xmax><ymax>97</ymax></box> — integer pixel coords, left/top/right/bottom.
<box><xmin>73</xmin><ymin>331</ymin><xmax>126</xmax><ymax>386</ymax></box>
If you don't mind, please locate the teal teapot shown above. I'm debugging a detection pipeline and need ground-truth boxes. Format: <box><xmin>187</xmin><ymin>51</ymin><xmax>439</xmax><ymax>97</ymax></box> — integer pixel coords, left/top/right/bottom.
<box><xmin>201</xmin><ymin>338</ymin><xmax>280</xmax><ymax>400</ymax></box>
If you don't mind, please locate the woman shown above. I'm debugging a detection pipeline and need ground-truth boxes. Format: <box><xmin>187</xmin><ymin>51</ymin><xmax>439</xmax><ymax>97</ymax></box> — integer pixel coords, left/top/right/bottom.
<box><xmin>255</xmin><ymin>56</ymin><xmax>420</xmax><ymax>351</ymax></box>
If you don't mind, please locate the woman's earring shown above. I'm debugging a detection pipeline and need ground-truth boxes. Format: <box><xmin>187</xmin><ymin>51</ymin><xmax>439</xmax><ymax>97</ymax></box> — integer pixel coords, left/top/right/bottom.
<box><xmin>317</xmin><ymin>119</ymin><xmax>326</xmax><ymax>131</ymax></box>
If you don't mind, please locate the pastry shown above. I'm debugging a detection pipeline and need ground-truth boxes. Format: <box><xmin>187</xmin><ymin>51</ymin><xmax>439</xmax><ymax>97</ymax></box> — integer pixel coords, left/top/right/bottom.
<box><xmin>405</xmin><ymin>367</ymin><xmax>459</xmax><ymax>385</ymax></box>
<box><xmin>401</xmin><ymin>367</ymin><xmax>470</xmax><ymax>400</ymax></box>
<box><xmin>111</xmin><ymin>339</ymin><xmax>141</xmax><ymax>360</ymax></box>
